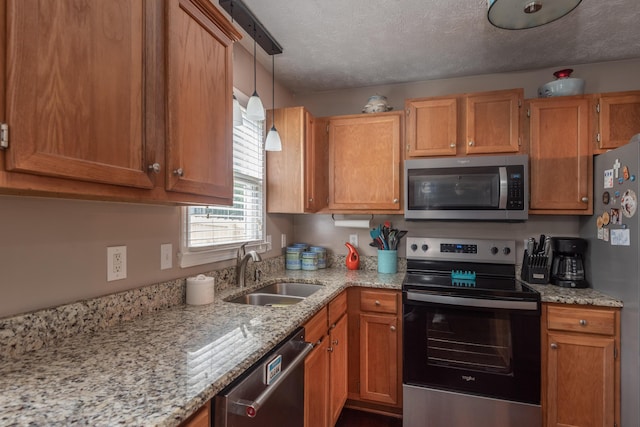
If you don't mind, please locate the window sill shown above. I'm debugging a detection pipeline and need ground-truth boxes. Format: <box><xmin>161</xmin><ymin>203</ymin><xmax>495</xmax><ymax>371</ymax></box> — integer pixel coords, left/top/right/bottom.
<box><xmin>178</xmin><ymin>241</ymin><xmax>271</xmax><ymax>268</ymax></box>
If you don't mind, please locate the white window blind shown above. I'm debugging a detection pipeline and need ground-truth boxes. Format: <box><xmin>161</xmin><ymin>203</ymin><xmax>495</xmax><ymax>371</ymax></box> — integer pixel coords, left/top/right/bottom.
<box><xmin>181</xmin><ymin>109</ymin><xmax>265</xmax><ymax>266</ymax></box>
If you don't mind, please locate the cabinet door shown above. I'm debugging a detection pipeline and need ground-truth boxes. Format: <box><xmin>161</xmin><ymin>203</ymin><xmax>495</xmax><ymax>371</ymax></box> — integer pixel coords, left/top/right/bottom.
<box><xmin>266</xmin><ymin>108</ymin><xmax>328</xmax><ymax>213</ymax></box>
<box><xmin>4</xmin><ymin>0</ymin><xmax>152</xmax><ymax>189</ymax></box>
<box><xmin>465</xmin><ymin>89</ymin><xmax>522</xmax><ymax>154</ymax></box>
<box><xmin>307</xmin><ymin>115</ymin><xmax>329</xmax><ymax>212</ymax></box>
<box><xmin>546</xmin><ymin>333</ymin><xmax>615</xmax><ymax>427</ymax></box>
<box><xmin>528</xmin><ymin>97</ymin><xmax>592</xmax><ymax>214</ymax></box>
<box><xmin>359</xmin><ymin>313</ymin><xmax>399</xmax><ymax>405</ymax></box>
<box><xmin>406</xmin><ymin>98</ymin><xmax>458</xmax><ymax>157</ymax></box>
<box><xmin>329</xmin><ymin>314</ymin><xmax>348</xmax><ymax>426</ymax></box>
<box><xmin>328</xmin><ymin>112</ymin><xmax>402</xmax><ymax>211</ymax></box>
<box><xmin>304</xmin><ymin>338</ymin><xmax>330</xmax><ymax>427</ymax></box>
<box><xmin>166</xmin><ymin>0</ymin><xmax>236</xmax><ymax>202</ymax></box>
<box><xmin>597</xmin><ymin>92</ymin><xmax>640</xmax><ymax>150</ymax></box>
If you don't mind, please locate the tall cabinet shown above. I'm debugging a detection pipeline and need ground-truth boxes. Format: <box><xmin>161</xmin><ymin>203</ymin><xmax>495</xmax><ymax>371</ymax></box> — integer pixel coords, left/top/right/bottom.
<box><xmin>0</xmin><ymin>0</ymin><xmax>240</xmax><ymax>205</ymax></box>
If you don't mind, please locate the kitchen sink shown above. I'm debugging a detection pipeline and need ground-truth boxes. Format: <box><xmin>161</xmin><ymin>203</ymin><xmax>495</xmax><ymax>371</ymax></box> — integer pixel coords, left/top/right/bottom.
<box><xmin>226</xmin><ymin>282</ymin><xmax>324</xmax><ymax>306</ymax></box>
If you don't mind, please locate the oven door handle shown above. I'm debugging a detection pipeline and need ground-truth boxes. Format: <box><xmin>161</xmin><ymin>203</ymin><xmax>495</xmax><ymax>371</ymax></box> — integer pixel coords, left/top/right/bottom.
<box><xmin>406</xmin><ymin>291</ymin><xmax>539</xmax><ymax>311</ymax></box>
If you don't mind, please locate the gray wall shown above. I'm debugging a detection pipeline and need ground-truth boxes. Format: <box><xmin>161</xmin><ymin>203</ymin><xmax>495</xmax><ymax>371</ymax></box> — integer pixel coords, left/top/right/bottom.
<box><xmin>1</xmin><ymin>57</ymin><xmax>639</xmax><ymax>319</ymax></box>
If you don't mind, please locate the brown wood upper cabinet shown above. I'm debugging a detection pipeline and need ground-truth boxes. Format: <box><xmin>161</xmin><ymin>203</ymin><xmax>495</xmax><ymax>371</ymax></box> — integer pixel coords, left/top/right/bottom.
<box><xmin>266</xmin><ymin>107</ymin><xmax>328</xmax><ymax>213</ymax></box>
<box><xmin>405</xmin><ymin>88</ymin><xmax>523</xmax><ymax>158</ymax></box>
<box><xmin>327</xmin><ymin>111</ymin><xmax>403</xmax><ymax>212</ymax></box>
<box><xmin>0</xmin><ymin>0</ymin><xmax>240</xmax><ymax>205</ymax></box>
<box><xmin>593</xmin><ymin>90</ymin><xmax>640</xmax><ymax>152</ymax></box>
<box><xmin>527</xmin><ymin>96</ymin><xmax>592</xmax><ymax>215</ymax></box>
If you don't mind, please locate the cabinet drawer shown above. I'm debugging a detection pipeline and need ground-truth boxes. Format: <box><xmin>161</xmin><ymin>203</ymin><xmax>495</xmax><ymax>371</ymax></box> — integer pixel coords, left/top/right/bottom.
<box><xmin>305</xmin><ymin>307</ymin><xmax>328</xmax><ymax>344</ymax></box>
<box><xmin>547</xmin><ymin>305</ymin><xmax>616</xmax><ymax>336</ymax></box>
<box><xmin>328</xmin><ymin>291</ymin><xmax>347</xmax><ymax>326</ymax></box>
<box><xmin>360</xmin><ymin>290</ymin><xmax>398</xmax><ymax>314</ymax></box>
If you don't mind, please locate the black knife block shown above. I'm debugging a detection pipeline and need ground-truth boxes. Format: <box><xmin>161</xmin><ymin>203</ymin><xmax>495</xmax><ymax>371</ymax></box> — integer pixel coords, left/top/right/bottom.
<box><xmin>521</xmin><ymin>250</ymin><xmax>549</xmax><ymax>284</ymax></box>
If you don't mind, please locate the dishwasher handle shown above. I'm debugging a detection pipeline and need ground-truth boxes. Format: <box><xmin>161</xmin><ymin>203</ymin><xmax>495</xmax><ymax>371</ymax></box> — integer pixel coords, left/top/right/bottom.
<box><xmin>230</xmin><ymin>341</ymin><xmax>313</xmax><ymax>418</ymax></box>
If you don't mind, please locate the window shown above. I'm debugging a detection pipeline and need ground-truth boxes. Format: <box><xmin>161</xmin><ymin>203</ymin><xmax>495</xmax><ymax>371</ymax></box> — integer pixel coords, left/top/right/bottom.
<box><xmin>180</xmin><ymin>107</ymin><xmax>268</xmax><ymax>267</ymax></box>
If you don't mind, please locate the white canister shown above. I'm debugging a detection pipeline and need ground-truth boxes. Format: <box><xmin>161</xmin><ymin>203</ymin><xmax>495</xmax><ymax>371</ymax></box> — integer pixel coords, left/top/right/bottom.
<box><xmin>186</xmin><ymin>274</ymin><xmax>215</xmax><ymax>305</ymax></box>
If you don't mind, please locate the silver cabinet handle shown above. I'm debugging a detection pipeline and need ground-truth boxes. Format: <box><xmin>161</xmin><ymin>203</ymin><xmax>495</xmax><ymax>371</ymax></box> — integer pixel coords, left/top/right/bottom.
<box><xmin>579</xmin><ymin>319</ymin><xmax>588</xmax><ymax>326</ymax></box>
<box><xmin>581</xmin><ymin>197</ymin><xmax>589</xmax><ymax>203</ymax></box>
<box><xmin>327</xmin><ymin>347</ymin><xmax>334</xmax><ymax>353</ymax></box>
<box><xmin>390</xmin><ymin>325</ymin><xmax>396</xmax><ymax>331</ymax></box>
<box><xmin>173</xmin><ymin>168</ymin><xmax>184</xmax><ymax>177</ymax></box>
<box><xmin>332</xmin><ymin>339</ymin><xmax>339</xmax><ymax>345</ymax></box>
<box><xmin>550</xmin><ymin>343</ymin><xmax>558</xmax><ymax>350</ymax></box>
<box><xmin>393</xmin><ymin>198</ymin><xmax>399</xmax><ymax>203</ymax></box>
<box><xmin>468</xmin><ymin>140</ymin><xmax>474</xmax><ymax>146</ymax></box>
<box><xmin>230</xmin><ymin>342</ymin><xmax>313</xmax><ymax>418</ymax></box>
<box><xmin>449</xmin><ymin>143</ymin><xmax>456</xmax><ymax>148</ymax></box>
<box><xmin>148</xmin><ymin>163</ymin><xmax>161</xmax><ymax>174</ymax></box>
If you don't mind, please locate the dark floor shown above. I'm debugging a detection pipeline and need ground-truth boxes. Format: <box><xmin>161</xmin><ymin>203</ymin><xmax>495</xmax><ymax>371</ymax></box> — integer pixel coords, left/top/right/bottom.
<box><xmin>335</xmin><ymin>408</ymin><xmax>402</xmax><ymax>427</ymax></box>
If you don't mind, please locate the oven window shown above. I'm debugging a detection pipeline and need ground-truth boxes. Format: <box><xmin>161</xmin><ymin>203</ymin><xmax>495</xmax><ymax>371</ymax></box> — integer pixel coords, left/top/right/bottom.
<box><xmin>427</xmin><ymin>309</ymin><xmax>513</xmax><ymax>374</ymax></box>
<box><xmin>408</xmin><ymin>167</ymin><xmax>500</xmax><ymax>210</ymax></box>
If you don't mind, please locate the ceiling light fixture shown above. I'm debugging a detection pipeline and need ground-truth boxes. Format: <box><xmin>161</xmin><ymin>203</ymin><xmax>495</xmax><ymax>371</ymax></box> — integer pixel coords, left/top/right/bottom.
<box><xmin>487</xmin><ymin>0</ymin><xmax>582</xmax><ymax>30</ymax></box>
<box><xmin>264</xmin><ymin>54</ymin><xmax>282</xmax><ymax>151</ymax></box>
<box><xmin>245</xmin><ymin>28</ymin><xmax>265</xmax><ymax>121</ymax></box>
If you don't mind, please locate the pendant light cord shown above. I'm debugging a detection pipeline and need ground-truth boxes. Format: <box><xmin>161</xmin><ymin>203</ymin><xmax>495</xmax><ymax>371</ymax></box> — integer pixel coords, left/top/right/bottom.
<box><xmin>271</xmin><ymin>55</ymin><xmax>275</xmax><ymax>129</ymax></box>
<box><xmin>253</xmin><ymin>26</ymin><xmax>257</xmax><ymax>93</ymax></box>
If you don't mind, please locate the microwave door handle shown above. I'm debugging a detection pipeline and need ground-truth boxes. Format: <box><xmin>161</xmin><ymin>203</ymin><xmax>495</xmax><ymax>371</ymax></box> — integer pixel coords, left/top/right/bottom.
<box><xmin>498</xmin><ymin>166</ymin><xmax>508</xmax><ymax>209</ymax></box>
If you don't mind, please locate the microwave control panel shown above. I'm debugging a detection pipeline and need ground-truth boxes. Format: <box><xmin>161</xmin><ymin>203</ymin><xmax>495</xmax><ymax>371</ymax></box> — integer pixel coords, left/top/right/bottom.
<box><xmin>506</xmin><ymin>165</ymin><xmax>525</xmax><ymax>210</ymax></box>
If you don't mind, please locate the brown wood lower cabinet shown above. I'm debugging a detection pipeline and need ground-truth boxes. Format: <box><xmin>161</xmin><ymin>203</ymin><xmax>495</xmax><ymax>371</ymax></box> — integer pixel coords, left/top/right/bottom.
<box><xmin>304</xmin><ymin>291</ymin><xmax>348</xmax><ymax>427</ymax></box>
<box><xmin>347</xmin><ymin>288</ymin><xmax>402</xmax><ymax>417</ymax></box>
<box><xmin>179</xmin><ymin>401</ymin><xmax>210</xmax><ymax>427</ymax></box>
<box><xmin>542</xmin><ymin>303</ymin><xmax>620</xmax><ymax>427</ymax></box>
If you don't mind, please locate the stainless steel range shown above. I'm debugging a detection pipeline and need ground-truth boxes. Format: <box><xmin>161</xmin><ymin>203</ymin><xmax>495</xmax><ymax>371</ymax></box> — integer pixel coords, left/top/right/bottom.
<box><xmin>402</xmin><ymin>237</ymin><xmax>541</xmax><ymax>427</ymax></box>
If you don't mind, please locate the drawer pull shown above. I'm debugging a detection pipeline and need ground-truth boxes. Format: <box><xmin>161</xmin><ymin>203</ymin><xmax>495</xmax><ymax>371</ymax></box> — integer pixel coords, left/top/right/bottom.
<box><xmin>327</xmin><ymin>347</ymin><xmax>333</xmax><ymax>353</ymax></box>
<box><xmin>390</xmin><ymin>325</ymin><xmax>396</xmax><ymax>332</ymax></box>
<box><xmin>332</xmin><ymin>339</ymin><xmax>339</xmax><ymax>345</ymax></box>
<box><xmin>579</xmin><ymin>319</ymin><xmax>588</xmax><ymax>326</ymax></box>
<box><xmin>550</xmin><ymin>343</ymin><xmax>558</xmax><ymax>350</ymax></box>
<box><xmin>375</xmin><ymin>300</ymin><xmax>381</xmax><ymax>306</ymax></box>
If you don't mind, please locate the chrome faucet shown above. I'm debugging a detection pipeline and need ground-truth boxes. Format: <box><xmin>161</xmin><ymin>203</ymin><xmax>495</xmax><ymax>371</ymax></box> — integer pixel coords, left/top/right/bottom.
<box><xmin>236</xmin><ymin>243</ymin><xmax>262</xmax><ymax>288</ymax></box>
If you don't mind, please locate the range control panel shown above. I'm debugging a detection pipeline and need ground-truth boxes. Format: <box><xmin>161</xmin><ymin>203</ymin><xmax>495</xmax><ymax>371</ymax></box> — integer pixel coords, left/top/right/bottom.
<box><xmin>406</xmin><ymin>237</ymin><xmax>516</xmax><ymax>264</ymax></box>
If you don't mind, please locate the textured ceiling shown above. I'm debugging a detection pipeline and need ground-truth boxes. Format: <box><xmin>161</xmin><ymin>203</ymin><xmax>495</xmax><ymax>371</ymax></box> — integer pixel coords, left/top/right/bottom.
<box><xmin>233</xmin><ymin>0</ymin><xmax>640</xmax><ymax>95</ymax></box>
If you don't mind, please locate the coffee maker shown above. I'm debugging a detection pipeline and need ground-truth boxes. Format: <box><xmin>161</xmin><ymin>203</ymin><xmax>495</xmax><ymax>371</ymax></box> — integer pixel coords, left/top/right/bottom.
<box><xmin>550</xmin><ymin>237</ymin><xmax>589</xmax><ymax>288</ymax></box>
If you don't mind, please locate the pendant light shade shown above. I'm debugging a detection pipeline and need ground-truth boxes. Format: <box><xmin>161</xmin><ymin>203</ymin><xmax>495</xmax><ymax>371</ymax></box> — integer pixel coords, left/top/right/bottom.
<box><xmin>487</xmin><ymin>0</ymin><xmax>582</xmax><ymax>30</ymax></box>
<box><xmin>232</xmin><ymin>94</ymin><xmax>243</xmax><ymax>127</ymax></box>
<box><xmin>245</xmin><ymin>30</ymin><xmax>265</xmax><ymax>121</ymax></box>
<box><xmin>265</xmin><ymin>54</ymin><xmax>282</xmax><ymax>151</ymax></box>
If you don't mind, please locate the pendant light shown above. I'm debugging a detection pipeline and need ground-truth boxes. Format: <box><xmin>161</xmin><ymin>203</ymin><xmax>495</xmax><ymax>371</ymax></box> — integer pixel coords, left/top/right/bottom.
<box><xmin>264</xmin><ymin>54</ymin><xmax>282</xmax><ymax>151</ymax></box>
<box><xmin>487</xmin><ymin>0</ymin><xmax>582</xmax><ymax>30</ymax></box>
<box><xmin>246</xmin><ymin>26</ymin><xmax>265</xmax><ymax>121</ymax></box>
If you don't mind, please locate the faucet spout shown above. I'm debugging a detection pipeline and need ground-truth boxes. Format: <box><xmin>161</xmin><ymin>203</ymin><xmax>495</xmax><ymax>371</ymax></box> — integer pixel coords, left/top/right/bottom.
<box><xmin>236</xmin><ymin>248</ymin><xmax>262</xmax><ymax>288</ymax></box>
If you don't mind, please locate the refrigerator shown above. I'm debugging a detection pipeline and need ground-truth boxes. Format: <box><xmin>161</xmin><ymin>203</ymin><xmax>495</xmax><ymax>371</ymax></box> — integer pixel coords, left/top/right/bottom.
<box><xmin>579</xmin><ymin>133</ymin><xmax>640</xmax><ymax>427</ymax></box>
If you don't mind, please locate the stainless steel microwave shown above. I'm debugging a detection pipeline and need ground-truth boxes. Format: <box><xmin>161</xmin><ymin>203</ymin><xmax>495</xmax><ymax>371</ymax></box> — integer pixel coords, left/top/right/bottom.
<box><xmin>404</xmin><ymin>155</ymin><xmax>528</xmax><ymax>221</ymax></box>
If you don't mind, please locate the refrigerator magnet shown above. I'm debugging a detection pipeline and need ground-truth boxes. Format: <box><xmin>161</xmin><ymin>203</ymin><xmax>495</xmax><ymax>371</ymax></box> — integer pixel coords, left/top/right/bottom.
<box><xmin>603</xmin><ymin>191</ymin><xmax>610</xmax><ymax>205</ymax></box>
<box><xmin>602</xmin><ymin>211</ymin><xmax>610</xmax><ymax>225</ymax></box>
<box><xmin>623</xmin><ymin>166</ymin><xmax>630</xmax><ymax>180</ymax></box>
<box><xmin>597</xmin><ymin>227</ymin><xmax>604</xmax><ymax>240</ymax></box>
<box><xmin>610</xmin><ymin>208</ymin><xmax>621</xmax><ymax>225</ymax></box>
<box><xmin>597</xmin><ymin>215</ymin><xmax>604</xmax><ymax>228</ymax></box>
<box><xmin>603</xmin><ymin>227</ymin><xmax>610</xmax><ymax>242</ymax></box>
<box><xmin>604</xmin><ymin>169</ymin><xmax>614</xmax><ymax>188</ymax></box>
<box><xmin>621</xmin><ymin>189</ymin><xmax>637</xmax><ymax>218</ymax></box>
<box><xmin>611</xmin><ymin>228</ymin><xmax>630</xmax><ymax>246</ymax></box>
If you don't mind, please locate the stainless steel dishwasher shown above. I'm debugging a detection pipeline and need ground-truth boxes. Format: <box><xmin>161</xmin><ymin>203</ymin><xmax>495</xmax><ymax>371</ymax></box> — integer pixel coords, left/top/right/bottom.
<box><xmin>214</xmin><ymin>327</ymin><xmax>312</xmax><ymax>427</ymax></box>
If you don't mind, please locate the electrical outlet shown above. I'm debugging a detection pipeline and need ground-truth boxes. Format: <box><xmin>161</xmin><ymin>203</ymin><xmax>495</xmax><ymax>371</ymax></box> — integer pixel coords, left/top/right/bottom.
<box><xmin>281</xmin><ymin>234</ymin><xmax>287</xmax><ymax>248</ymax></box>
<box><xmin>160</xmin><ymin>243</ymin><xmax>172</xmax><ymax>270</ymax></box>
<box><xmin>107</xmin><ymin>246</ymin><xmax>127</xmax><ymax>281</ymax></box>
<box><xmin>349</xmin><ymin>234</ymin><xmax>358</xmax><ymax>247</ymax></box>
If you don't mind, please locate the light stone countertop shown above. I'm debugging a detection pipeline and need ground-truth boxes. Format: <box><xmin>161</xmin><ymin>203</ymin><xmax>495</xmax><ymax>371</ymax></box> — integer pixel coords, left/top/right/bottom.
<box><xmin>0</xmin><ymin>269</ymin><xmax>403</xmax><ymax>427</ymax></box>
<box><xmin>0</xmin><ymin>267</ymin><xmax>622</xmax><ymax>426</ymax></box>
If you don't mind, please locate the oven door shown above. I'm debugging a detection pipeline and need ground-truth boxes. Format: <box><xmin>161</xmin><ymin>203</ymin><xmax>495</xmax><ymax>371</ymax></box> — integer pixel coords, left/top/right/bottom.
<box><xmin>403</xmin><ymin>290</ymin><xmax>540</xmax><ymax>404</ymax></box>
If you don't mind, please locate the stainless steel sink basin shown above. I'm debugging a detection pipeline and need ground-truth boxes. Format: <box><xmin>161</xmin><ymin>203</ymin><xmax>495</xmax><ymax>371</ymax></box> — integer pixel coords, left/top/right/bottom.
<box><xmin>257</xmin><ymin>282</ymin><xmax>324</xmax><ymax>298</ymax></box>
<box><xmin>228</xmin><ymin>293</ymin><xmax>305</xmax><ymax>306</ymax></box>
<box><xmin>226</xmin><ymin>282</ymin><xmax>324</xmax><ymax>306</ymax></box>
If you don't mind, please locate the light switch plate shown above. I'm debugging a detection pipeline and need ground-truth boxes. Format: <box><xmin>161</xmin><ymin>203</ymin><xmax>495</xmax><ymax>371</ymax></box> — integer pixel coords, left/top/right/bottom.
<box><xmin>160</xmin><ymin>243</ymin><xmax>172</xmax><ymax>270</ymax></box>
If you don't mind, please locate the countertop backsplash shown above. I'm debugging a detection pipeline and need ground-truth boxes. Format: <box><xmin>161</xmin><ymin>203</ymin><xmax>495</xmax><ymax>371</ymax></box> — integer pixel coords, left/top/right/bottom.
<box><xmin>0</xmin><ymin>253</ymin><xmax>405</xmax><ymax>360</ymax></box>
